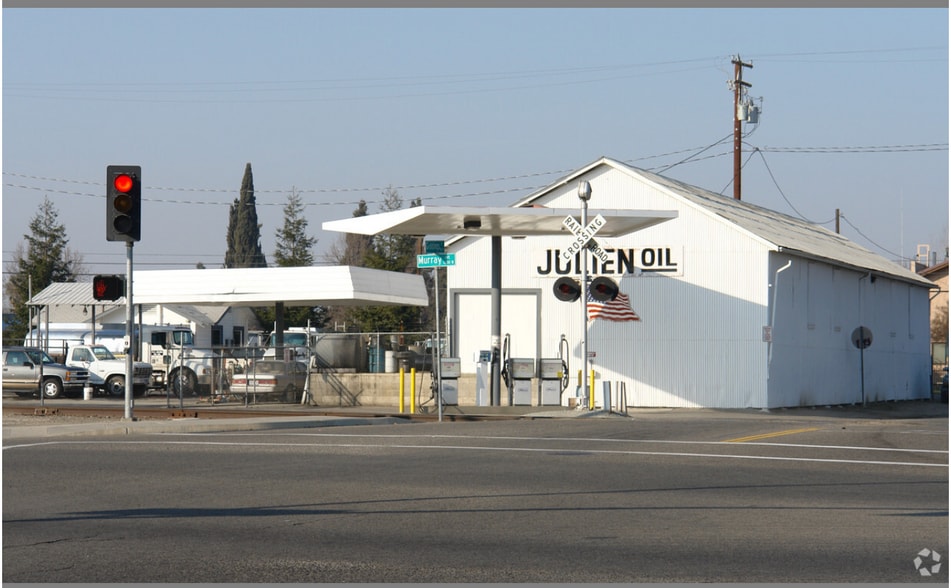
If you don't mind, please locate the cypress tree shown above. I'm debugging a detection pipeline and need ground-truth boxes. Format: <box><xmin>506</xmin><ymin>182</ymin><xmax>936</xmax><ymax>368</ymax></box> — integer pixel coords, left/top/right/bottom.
<box><xmin>224</xmin><ymin>163</ymin><xmax>267</xmax><ymax>268</ymax></box>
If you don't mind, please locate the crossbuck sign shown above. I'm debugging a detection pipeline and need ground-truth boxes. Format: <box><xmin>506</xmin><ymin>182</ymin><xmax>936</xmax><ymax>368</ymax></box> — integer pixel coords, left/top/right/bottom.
<box><xmin>562</xmin><ymin>213</ymin><xmax>610</xmax><ymax>264</ymax></box>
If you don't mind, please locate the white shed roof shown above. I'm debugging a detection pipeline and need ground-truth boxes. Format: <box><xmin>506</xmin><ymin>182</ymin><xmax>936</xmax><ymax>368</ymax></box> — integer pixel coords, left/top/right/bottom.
<box><xmin>29</xmin><ymin>266</ymin><xmax>429</xmax><ymax>308</ymax></box>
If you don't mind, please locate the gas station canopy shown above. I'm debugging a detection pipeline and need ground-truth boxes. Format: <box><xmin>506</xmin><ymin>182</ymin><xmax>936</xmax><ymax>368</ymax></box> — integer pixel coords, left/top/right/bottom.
<box><xmin>322</xmin><ymin>205</ymin><xmax>677</xmax><ymax>238</ymax></box>
<box><xmin>130</xmin><ymin>266</ymin><xmax>428</xmax><ymax>307</ymax></box>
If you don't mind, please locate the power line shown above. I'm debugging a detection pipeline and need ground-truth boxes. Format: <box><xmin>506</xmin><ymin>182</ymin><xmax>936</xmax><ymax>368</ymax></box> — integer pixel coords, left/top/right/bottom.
<box><xmin>4</xmin><ymin>141</ymin><xmax>944</xmax><ymax>206</ymax></box>
<box><xmin>759</xmin><ymin>143</ymin><xmax>948</xmax><ymax>154</ymax></box>
<box><xmin>839</xmin><ymin>214</ymin><xmax>904</xmax><ymax>259</ymax></box>
<box><xmin>752</xmin><ymin>148</ymin><xmax>815</xmax><ymax>223</ymax></box>
<box><xmin>655</xmin><ymin>133</ymin><xmax>734</xmax><ymax>174</ymax></box>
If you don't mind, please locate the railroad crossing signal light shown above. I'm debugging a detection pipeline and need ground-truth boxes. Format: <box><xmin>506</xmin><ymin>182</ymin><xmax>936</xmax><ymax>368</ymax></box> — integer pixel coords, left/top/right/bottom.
<box><xmin>106</xmin><ymin>165</ymin><xmax>141</xmax><ymax>242</ymax></box>
<box><xmin>553</xmin><ymin>277</ymin><xmax>582</xmax><ymax>302</ymax></box>
<box><xmin>92</xmin><ymin>275</ymin><xmax>125</xmax><ymax>301</ymax></box>
<box><xmin>589</xmin><ymin>276</ymin><xmax>619</xmax><ymax>302</ymax></box>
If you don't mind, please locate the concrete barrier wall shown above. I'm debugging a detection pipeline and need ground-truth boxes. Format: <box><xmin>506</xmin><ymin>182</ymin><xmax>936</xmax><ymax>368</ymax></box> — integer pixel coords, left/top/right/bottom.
<box><xmin>308</xmin><ymin>372</ymin><xmax>482</xmax><ymax>408</ymax></box>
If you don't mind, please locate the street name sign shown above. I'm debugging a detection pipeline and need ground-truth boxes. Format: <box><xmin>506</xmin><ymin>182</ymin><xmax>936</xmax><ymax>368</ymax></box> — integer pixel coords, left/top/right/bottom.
<box><xmin>417</xmin><ymin>253</ymin><xmax>456</xmax><ymax>268</ymax></box>
<box><xmin>425</xmin><ymin>240</ymin><xmax>445</xmax><ymax>254</ymax></box>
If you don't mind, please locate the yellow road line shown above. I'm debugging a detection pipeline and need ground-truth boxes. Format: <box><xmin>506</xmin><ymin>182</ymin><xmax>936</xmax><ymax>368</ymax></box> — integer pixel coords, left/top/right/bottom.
<box><xmin>724</xmin><ymin>427</ymin><xmax>820</xmax><ymax>443</ymax></box>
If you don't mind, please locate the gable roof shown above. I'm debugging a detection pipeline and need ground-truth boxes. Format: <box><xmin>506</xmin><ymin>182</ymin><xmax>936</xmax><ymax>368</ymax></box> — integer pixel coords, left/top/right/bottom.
<box><xmin>27</xmin><ymin>266</ymin><xmax>429</xmax><ymax>312</ymax></box>
<box><xmin>515</xmin><ymin>156</ymin><xmax>934</xmax><ymax>289</ymax></box>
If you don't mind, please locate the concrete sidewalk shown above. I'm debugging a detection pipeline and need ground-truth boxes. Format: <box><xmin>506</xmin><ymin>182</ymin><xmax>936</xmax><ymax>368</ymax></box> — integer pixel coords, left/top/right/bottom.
<box><xmin>2</xmin><ymin>398</ymin><xmax>612</xmax><ymax>441</ymax></box>
<box><xmin>3</xmin><ymin>398</ymin><xmax>946</xmax><ymax>441</ymax></box>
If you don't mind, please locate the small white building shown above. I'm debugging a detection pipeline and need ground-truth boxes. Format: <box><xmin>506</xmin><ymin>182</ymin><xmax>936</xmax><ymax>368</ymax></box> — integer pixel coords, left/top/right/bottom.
<box><xmin>25</xmin><ymin>282</ymin><xmax>263</xmax><ymax>350</ymax></box>
<box><xmin>446</xmin><ymin>157</ymin><xmax>935</xmax><ymax>408</ymax></box>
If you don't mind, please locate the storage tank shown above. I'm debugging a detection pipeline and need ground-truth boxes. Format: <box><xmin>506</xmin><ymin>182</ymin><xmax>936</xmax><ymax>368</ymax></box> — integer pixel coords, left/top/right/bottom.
<box><xmin>312</xmin><ymin>333</ymin><xmax>368</xmax><ymax>372</ymax></box>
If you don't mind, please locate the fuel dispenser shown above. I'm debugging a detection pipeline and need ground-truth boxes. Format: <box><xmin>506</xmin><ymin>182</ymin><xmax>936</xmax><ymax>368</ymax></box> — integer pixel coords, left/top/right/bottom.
<box><xmin>538</xmin><ymin>335</ymin><xmax>570</xmax><ymax>406</ymax></box>
<box><xmin>501</xmin><ymin>333</ymin><xmax>534</xmax><ymax>406</ymax></box>
<box><xmin>506</xmin><ymin>358</ymin><xmax>535</xmax><ymax>405</ymax></box>
<box><xmin>439</xmin><ymin>357</ymin><xmax>461</xmax><ymax>405</ymax></box>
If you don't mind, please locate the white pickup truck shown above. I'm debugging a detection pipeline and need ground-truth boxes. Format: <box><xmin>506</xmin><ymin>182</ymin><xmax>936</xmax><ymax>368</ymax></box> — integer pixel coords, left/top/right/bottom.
<box><xmin>64</xmin><ymin>344</ymin><xmax>152</xmax><ymax>397</ymax></box>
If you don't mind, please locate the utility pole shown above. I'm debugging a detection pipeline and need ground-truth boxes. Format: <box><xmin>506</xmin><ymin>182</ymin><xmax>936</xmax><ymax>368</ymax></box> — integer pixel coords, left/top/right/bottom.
<box><xmin>731</xmin><ymin>55</ymin><xmax>753</xmax><ymax>201</ymax></box>
<box><xmin>835</xmin><ymin>208</ymin><xmax>841</xmax><ymax>234</ymax></box>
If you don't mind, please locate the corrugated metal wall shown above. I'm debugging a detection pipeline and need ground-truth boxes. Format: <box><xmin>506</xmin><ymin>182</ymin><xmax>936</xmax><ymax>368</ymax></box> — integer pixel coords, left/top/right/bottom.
<box><xmin>449</xmin><ymin>168</ymin><xmax>771</xmax><ymax>408</ymax></box>
<box><xmin>447</xmin><ymin>166</ymin><xmax>931</xmax><ymax>408</ymax></box>
<box><xmin>767</xmin><ymin>254</ymin><xmax>932</xmax><ymax>406</ymax></box>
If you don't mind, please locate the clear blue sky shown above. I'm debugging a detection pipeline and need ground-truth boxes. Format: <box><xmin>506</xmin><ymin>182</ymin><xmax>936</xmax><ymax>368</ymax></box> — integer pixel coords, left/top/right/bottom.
<box><xmin>3</xmin><ymin>8</ymin><xmax>948</xmax><ymax>281</ymax></box>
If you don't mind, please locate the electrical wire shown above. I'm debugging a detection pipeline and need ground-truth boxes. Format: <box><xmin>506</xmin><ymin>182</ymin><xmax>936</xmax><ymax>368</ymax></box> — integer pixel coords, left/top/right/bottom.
<box><xmin>655</xmin><ymin>133</ymin><xmax>735</xmax><ymax>174</ymax></box>
<box><xmin>839</xmin><ymin>215</ymin><xmax>904</xmax><ymax>259</ymax></box>
<box><xmin>753</xmin><ymin>148</ymin><xmax>815</xmax><ymax>223</ymax></box>
<box><xmin>4</xmin><ymin>142</ymin><xmax>943</xmax><ymax>204</ymax></box>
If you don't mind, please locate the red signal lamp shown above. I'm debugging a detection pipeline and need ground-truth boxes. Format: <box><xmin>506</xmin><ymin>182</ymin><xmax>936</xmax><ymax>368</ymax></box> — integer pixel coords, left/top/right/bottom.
<box><xmin>92</xmin><ymin>275</ymin><xmax>124</xmax><ymax>301</ymax></box>
<box><xmin>113</xmin><ymin>174</ymin><xmax>134</xmax><ymax>193</ymax></box>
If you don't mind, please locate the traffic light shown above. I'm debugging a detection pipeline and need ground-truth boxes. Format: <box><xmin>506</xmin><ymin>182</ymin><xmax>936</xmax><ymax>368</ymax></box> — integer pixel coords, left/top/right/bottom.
<box><xmin>589</xmin><ymin>276</ymin><xmax>619</xmax><ymax>302</ymax></box>
<box><xmin>106</xmin><ymin>165</ymin><xmax>141</xmax><ymax>242</ymax></box>
<box><xmin>92</xmin><ymin>275</ymin><xmax>125</xmax><ymax>301</ymax></box>
<box><xmin>553</xmin><ymin>277</ymin><xmax>581</xmax><ymax>302</ymax></box>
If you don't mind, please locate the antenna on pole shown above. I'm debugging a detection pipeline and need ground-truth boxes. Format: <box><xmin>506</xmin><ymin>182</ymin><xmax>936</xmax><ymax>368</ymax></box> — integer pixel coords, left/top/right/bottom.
<box><xmin>729</xmin><ymin>55</ymin><xmax>755</xmax><ymax>201</ymax></box>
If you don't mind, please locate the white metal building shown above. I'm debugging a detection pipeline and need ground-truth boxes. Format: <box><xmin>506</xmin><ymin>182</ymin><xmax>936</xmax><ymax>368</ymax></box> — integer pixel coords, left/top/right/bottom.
<box><xmin>446</xmin><ymin>157</ymin><xmax>935</xmax><ymax>408</ymax></box>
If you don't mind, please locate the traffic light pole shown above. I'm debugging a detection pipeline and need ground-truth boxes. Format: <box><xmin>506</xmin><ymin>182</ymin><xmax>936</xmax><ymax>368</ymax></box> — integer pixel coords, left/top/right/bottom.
<box><xmin>124</xmin><ymin>241</ymin><xmax>134</xmax><ymax>421</ymax></box>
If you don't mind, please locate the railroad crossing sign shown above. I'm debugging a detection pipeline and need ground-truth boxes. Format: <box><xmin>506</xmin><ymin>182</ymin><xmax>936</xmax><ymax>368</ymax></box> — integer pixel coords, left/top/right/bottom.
<box><xmin>417</xmin><ymin>253</ymin><xmax>456</xmax><ymax>268</ymax></box>
<box><xmin>562</xmin><ymin>213</ymin><xmax>609</xmax><ymax>263</ymax></box>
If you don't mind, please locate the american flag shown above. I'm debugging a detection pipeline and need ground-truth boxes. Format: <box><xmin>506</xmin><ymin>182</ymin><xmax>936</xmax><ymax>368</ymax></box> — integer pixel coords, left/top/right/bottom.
<box><xmin>587</xmin><ymin>291</ymin><xmax>640</xmax><ymax>322</ymax></box>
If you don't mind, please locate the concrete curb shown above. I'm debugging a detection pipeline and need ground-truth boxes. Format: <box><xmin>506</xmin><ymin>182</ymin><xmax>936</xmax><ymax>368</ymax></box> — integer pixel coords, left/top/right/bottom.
<box><xmin>2</xmin><ymin>415</ymin><xmax>408</xmax><ymax>441</ymax></box>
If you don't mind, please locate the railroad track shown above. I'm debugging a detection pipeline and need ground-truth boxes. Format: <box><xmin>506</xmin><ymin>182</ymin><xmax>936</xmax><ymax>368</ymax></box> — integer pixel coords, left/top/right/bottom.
<box><xmin>2</xmin><ymin>402</ymin><xmax>522</xmax><ymax>423</ymax></box>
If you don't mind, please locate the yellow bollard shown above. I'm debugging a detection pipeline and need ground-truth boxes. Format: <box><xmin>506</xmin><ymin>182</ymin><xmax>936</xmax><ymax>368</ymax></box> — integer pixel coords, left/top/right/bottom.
<box><xmin>399</xmin><ymin>367</ymin><xmax>405</xmax><ymax>413</ymax></box>
<box><xmin>588</xmin><ymin>369</ymin><xmax>596</xmax><ymax>410</ymax></box>
<box><xmin>410</xmin><ymin>367</ymin><xmax>416</xmax><ymax>413</ymax></box>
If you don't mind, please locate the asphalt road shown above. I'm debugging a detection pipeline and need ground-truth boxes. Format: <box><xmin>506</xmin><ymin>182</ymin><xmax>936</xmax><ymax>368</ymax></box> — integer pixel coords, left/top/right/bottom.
<box><xmin>3</xmin><ymin>413</ymin><xmax>948</xmax><ymax>583</ymax></box>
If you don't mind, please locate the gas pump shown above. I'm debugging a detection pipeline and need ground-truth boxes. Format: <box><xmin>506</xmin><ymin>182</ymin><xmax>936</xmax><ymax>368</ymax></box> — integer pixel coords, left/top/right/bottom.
<box><xmin>501</xmin><ymin>333</ymin><xmax>534</xmax><ymax>405</ymax></box>
<box><xmin>439</xmin><ymin>357</ymin><xmax>460</xmax><ymax>405</ymax></box>
<box><xmin>507</xmin><ymin>358</ymin><xmax>535</xmax><ymax>405</ymax></box>
<box><xmin>538</xmin><ymin>335</ymin><xmax>570</xmax><ymax>406</ymax></box>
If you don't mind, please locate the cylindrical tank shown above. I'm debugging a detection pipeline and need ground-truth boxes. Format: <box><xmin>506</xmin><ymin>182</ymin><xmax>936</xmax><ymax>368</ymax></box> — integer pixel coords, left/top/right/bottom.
<box><xmin>312</xmin><ymin>334</ymin><xmax>368</xmax><ymax>372</ymax></box>
<box><xmin>368</xmin><ymin>345</ymin><xmax>385</xmax><ymax>373</ymax></box>
<box><xmin>384</xmin><ymin>350</ymin><xmax>397</xmax><ymax>373</ymax></box>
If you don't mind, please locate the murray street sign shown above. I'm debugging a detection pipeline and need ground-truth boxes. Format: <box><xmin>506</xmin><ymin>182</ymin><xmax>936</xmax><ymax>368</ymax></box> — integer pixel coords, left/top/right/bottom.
<box><xmin>417</xmin><ymin>253</ymin><xmax>456</xmax><ymax>268</ymax></box>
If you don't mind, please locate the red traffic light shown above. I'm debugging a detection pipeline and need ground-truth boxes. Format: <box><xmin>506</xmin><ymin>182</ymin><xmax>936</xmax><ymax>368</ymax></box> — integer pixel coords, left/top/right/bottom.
<box><xmin>106</xmin><ymin>165</ymin><xmax>141</xmax><ymax>242</ymax></box>
<box><xmin>113</xmin><ymin>174</ymin><xmax>134</xmax><ymax>193</ymax></box>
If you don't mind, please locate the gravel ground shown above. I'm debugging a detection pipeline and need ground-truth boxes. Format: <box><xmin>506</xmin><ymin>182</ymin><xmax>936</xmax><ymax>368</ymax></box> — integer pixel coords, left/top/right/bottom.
<box><xmin>3</xmin><ymin>413</ymin><xmax>126</xmax><ymax>426</ymax></box>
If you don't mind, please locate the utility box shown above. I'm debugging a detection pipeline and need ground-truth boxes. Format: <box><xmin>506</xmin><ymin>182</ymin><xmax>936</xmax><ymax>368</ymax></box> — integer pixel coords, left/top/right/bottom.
<box><xmin>475</xmin><ymin>350</ymin><xmax>491</xmax><ymax>406</ymax></box>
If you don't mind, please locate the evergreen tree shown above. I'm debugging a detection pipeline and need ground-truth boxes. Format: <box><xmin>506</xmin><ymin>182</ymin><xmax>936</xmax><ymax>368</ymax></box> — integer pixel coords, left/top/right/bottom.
<box><xmin>3</xmin><ymin>197</ymin><xmax>83</xmax><ymax>344</ymax></box>
<box><xmin>273</xmin><ymin>188</ymin><xmax>316</xmax><ymax>267</ymax></box>
<box><xmin>224</xmin><ymin>163</ymin><xmax>267</xmax><ymax>268</ymax></box>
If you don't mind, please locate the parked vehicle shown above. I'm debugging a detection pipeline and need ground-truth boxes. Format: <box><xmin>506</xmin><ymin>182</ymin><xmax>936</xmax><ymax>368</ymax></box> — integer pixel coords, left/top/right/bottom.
<box><xmin>63</xmin><ymin>344</ymin><xmax>152</xmax><ymax>397</ymax></box>
<box><xmin>2</xmin><ymin>346</ymin><xmax>90</xmax><ymax>399</ymax></box>
<box><xmin>143</xmin><ymin>326</ymin><xmax>215</xmax><ymax>395</ymax></box>
<box><xmin>261</xmin><ymin>328</ymin><xmax>317</xmax><ymax>362</ymax></box>
<box><xmin>28</xmin><ymin>323</ymin><xmax>217</xmax><ymax>395</ymax></box>
<box><xmin>230</xmin><ymin>360</ymin><xmax>308</xmax><ymax>402</ymax></box>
